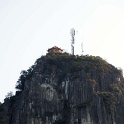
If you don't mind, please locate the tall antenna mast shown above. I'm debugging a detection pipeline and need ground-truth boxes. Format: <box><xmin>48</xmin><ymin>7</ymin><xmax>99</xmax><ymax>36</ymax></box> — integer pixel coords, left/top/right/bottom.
<box><xmin>70</xmin><ymin>28</ymin><xmax>75</xmax><ymax>55</ymax></box>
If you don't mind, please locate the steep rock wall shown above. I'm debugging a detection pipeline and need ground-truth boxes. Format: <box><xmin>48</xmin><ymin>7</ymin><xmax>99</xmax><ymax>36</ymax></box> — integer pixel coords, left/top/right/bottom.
<box><xmin>2</xmin><ymin>54</ymin><xmax>124</xmax><ymax>124</ymax></box>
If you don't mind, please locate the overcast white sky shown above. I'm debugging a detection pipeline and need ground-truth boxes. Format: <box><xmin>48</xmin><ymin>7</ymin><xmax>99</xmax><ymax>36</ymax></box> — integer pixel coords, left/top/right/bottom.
<box><xmin>1</xmin><ymin>0</ymin><xmax>124</xmax><ymax>102</ymax></box>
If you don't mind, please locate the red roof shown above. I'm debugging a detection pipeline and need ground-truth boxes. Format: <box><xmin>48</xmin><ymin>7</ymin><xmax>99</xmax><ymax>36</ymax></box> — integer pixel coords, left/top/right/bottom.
<box><xmin>47</xmin><ymin>46</ymin><xmax>63</xmax><ymax>52</ymax></box>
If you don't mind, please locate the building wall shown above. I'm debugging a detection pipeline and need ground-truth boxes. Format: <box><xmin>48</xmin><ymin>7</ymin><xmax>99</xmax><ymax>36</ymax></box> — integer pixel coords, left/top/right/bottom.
<box><xmin>48</xmin><ymin>49</ymin><xmax>62</xmax><ymax>53</ymax></box>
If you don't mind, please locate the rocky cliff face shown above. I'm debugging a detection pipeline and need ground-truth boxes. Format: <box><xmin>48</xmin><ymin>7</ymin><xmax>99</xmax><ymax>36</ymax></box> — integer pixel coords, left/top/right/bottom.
<box><xmin>1</xmin><ymin>53</ymin><xmax>124</xmax><ymax>124</ymax></box>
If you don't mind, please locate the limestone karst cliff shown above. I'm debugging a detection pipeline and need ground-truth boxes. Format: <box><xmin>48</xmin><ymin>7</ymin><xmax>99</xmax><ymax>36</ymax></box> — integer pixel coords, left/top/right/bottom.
<box><xmin>1</xmin><ymin>53</ymin><xmax>124</xmax><ymax>124</ymax></box>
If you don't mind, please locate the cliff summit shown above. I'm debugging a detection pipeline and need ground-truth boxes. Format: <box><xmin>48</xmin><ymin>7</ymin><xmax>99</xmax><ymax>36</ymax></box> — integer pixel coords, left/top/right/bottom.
<box><xmin>0</xmin><ymin>53</ymin><xmax>124</xmax><ymax>124</ymax></box>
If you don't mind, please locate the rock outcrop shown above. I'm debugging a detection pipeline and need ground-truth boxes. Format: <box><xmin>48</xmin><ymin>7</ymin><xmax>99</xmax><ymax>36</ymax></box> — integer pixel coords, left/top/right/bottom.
<box><xmin>1</xmin><ymin>53</ymin><xmax>124</xmax><ymax>124</ymax></box>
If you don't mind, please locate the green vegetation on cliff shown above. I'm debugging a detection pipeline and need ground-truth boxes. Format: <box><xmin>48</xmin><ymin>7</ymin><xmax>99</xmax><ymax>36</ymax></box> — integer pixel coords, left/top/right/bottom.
<box><xmin>15</xmin><ymin>53</ymin><xmax>123</xmax><ymax>91</ymax></box>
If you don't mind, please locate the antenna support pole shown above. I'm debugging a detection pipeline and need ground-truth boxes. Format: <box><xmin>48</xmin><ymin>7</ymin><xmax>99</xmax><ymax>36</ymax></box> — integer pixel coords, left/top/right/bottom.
<box><xmin>81</xmin><ymin>38</ymin><xmax>84</xmax><ymax>56</ymax></box>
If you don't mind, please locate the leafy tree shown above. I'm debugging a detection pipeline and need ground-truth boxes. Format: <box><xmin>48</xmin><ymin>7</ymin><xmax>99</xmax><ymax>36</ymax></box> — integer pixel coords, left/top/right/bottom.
<box><xmin>5</xmin><ymin>91</ymin><xmax>13</xmax><ymax>99</ymax></box>
<box><xmin>15</xmin><ymin>66</ymin><xmax>35</xmax><ymax>91</ymax></box>
<box><xmin>4</xmin><ymin>91</ymin><xmax>13</xmax><ymax>102</ymax></box>
<box><xmin>15</xmin><ymin>70</ymin><xmax>27</xmax><ymax>90</ymax></box>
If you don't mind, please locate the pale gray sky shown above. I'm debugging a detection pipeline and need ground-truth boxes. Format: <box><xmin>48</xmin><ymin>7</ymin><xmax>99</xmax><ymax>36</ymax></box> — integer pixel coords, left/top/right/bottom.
<box><xmin>1</xmin><ymin>0</ymin><xmax>124</xmax><ymax>102</ymax></box>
